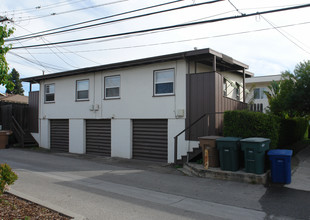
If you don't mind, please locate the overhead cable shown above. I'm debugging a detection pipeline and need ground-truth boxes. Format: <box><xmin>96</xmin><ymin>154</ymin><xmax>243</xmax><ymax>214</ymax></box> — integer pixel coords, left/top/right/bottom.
<box><xmin>7</xmin><ymin>0</ymin><xmax>223</xmax><ymax>42</ymax></box>
<box><xmin>11</xmin><ymin>3</ymin><xmax>310</xmax><ymax>50</ymax></box>
<box><xmin>9</xmin><ymin>0</ymin><xmax>185</xmax><ymax>40</ymax></box>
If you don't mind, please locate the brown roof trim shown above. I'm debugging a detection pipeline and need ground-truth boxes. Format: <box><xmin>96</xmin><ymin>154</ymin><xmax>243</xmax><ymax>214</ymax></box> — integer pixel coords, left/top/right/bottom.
<box><xmin>22</xmin><ymin>48</ymin><xmax>250</xmax><ymax>83</ymax></box>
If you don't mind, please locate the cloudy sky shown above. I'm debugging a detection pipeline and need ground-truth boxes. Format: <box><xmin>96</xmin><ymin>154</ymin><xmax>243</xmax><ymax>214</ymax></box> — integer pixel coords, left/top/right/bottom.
<box><xmin>2</xmin><ymin>0</ymin><xmax>310</xmax><ymax>94</ymax></box>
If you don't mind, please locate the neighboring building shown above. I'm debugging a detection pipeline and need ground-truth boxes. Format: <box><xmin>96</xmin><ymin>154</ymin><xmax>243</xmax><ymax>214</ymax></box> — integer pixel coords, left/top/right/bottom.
<box><xmin>22</xmin><ymin>48</ymin><xmax>251</xmax><ymax>163</ymax></box>
<box><xmin>245</xmin><ymin>74</ymin><xmax>281</xmax><ymax>113</ymax></box>
<box><xmin>0</xmin><ymin>94</ymin><xmax>28</xmax><ymax>104</ymax></box>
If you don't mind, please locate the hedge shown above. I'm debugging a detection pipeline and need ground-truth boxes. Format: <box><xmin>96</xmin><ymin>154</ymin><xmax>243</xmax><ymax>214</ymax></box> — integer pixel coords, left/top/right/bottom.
<box><xmin>223</xmin><ymin>110</ymin><xmax>280</xmax><ymax>149</ymax></box>
<box><xmin>223</xmin><ymin>110</ymin><xmax>309</xmax><ymax>149</ymax></box>
<box><xmin>278</xmin><ymin>117</ymin><xmax>309</xmax><ymax>146</ymax></box>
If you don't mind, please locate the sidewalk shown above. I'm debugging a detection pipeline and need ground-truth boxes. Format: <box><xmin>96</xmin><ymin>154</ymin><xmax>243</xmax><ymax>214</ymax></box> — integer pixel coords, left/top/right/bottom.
<box><xmin>287</xmin><ymin>145</ymin><xmax>310</xmax><ymax>191</ymax></box>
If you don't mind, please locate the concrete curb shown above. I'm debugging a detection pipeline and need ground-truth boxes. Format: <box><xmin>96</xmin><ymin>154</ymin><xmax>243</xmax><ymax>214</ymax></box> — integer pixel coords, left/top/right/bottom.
<box><xmin>183</xmin><ymin>163</ymin><xmax>269</xmax><ymax>184</ymax></box>
<box><xmin>9</xmin><ymin>189</ymin><xmax>87</xmax><ymax>220</ymax></box>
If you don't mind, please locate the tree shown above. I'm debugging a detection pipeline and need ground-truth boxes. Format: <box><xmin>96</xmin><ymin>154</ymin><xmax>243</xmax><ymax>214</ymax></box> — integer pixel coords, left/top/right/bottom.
<box><xmin>5</xmin><ymin>68</ymin><xmax>24</xmax><ymax>95</ymax></box>
<box><xmin>265</xmin><ymin>61</ymin><xmax>310</xmax><ymax>118</ymax></box>
<box><xmin>0</xmin><ymin>24</ymin><xmax>14</xmax><ymax>90</ymax></box>
<box><xmin>290</xmin><ymin>61</ymin><xmax>310</xmax><ymax>117</ymax></box>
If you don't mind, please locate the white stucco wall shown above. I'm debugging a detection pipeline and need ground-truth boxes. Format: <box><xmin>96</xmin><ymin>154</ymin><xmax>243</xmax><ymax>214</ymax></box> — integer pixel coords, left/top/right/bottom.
<box><xmin>40</xmin><ymin>119</ymin><xmax>49</xmax><ymax>149</ymax></box>
<box><xmin>111</xmin><ymin>119</ymin><xmax>132</xmax><ymax>159</ymax></box>
<box><xmin>222</xmin><ymin>71</ymin><xmax>244</xmax><ymax>100</ymax></box>
<box><xmin>69</xmin><ymin>119</ymin><xmax>85</xmax><ymax>154</ymax></box>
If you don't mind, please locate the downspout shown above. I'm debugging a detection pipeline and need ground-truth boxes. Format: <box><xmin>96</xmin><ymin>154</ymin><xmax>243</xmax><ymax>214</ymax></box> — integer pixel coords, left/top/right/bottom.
<box><xmin>213</xmin><ymin>55</ymin><xmax>217</xmax><ymax>72</ymax></box>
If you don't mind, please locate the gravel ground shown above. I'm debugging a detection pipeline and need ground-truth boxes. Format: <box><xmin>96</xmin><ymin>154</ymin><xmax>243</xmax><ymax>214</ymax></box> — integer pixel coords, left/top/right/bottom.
<box><xmin>0</xmin><ymin>192</ymin><xmax>72</xmax><ymax>220</ymax></box>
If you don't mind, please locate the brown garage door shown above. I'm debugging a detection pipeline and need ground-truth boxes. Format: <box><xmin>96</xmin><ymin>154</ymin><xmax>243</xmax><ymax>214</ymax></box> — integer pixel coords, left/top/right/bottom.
<box><xmin>133</xmin><ymin>119</ymin><xmax>168</xmax><ymax>162</ymax></box>
<box><xmin>50</xmin><ymin>119</ymin><xmax>69</xmax><ymax>152</ymax></box>
<box><xmin>86</xmin><ymin>119</ymin><xmax>111</xmax><ymax>156</ymax></box>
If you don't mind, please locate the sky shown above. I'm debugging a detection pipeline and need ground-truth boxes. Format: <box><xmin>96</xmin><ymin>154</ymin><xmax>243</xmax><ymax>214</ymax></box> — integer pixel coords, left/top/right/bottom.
<box><xmin>1</xmin><ymin>0</ymin><xmax>310</xmax><ymax>95</ymax></box>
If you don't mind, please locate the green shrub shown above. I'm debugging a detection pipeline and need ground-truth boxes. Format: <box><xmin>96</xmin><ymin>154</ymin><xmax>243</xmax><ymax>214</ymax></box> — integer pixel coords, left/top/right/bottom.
<box><xmin>223</xmin><ymin>110</ymin><xmax>280</xmax><ymax>148</ymax></box>
<box><xmin>0</xmin><ymin>163</ymin><xmax>18</xmax><ymax>195</ymax></box>
<box><xmin>278</xmin><ymin>117</ymin><xmax>309</xmax><ymax>146</ymax></box>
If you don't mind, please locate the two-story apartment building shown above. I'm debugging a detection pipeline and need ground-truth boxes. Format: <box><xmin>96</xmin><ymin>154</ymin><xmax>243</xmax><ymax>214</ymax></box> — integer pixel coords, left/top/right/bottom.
<box><xmin>245</xmin><ymin>74</ymin><xmax>281</xmax><ymax>112</ymax></box>
<box><xmin>23</xmin><ymin>48</ymin><xmax>252</xmax><ymax>163</ymax></box>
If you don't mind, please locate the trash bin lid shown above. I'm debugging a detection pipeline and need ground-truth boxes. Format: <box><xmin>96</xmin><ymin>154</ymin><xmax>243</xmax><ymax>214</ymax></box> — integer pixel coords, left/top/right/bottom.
<box><xmin>267</xmin><ymin>149</ymin><xmax>293</xmax><ymax>156</ymax></box>
<box><xmin>216</xmin><ymin>137</ymin><xmax>241</xmax><ymax>142</ymax></box>
<box><xmin>240</xmin><ymin>137</ymin><xmax>270</xmax><ymax>143</ymax></box>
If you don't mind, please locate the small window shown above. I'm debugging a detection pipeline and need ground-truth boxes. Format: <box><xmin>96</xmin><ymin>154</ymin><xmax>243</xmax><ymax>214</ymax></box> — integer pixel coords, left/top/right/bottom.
<box><xmin>154</xmin><ymin>69</ymin><xmax>174</xmax><ymax>96</ymax></box>
<box><xmin>261</xmin><ymin>88</ymin><xmax>267</xmax><ymax>99</ymax></box>
<box><xmin>105</xmin><ymin>75</ymin><xmax>120</xmax><ymax>99</ymax></box>
<box><xmin>254</xmin><ymin>88</ymin><xmax>260</xmax><ymax>99</ymax></box>
<box><xmin>45</xmin><ymin>84</ymin><xmax>55</xmax><ymax>103</ymax></box>
<box><xmin>223</xmin><ymin>78</ymin><xmax>227</xmax><ymax>96</ymax></box>
<box><xmin>254</xmin><ymin>88</ymin><xmax>267</xmax><ymax>100</ymax></box>
<box><xmin>76</xmin><ymin>79</ymin><xmax>89</xmax><ymax>101</ymax></box>
<box><xmin>236</xmin><ymin>83</ymin><xmax>240</xmax><ymax>101</ymax></box>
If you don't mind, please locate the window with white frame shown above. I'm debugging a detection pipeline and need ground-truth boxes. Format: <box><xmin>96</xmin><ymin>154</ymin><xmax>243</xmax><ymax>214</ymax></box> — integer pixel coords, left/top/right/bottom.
<box><xmin>154</xmin><ymin>69</ymin><xmax>174</xmax><ymax>96</ymax></box>
<box><xmin>44</xmin><ymin>84</ymin><xmax>55</xmax><ymax>103</ymax></box>
<box><xmin>105</xmin><ymin>75</ymin><xmax>120</xmax><ymax>99</ymax></box>
<box><xmin>223</xmin><ymin>78</ymin><xmax>227</xmax><ymax>96</ymax></box>
<box><xmin>76</xmin><ymin>79</ymin><xmax>89</xmax><ymax>101</ymax></box>
<box><xmin>253</xmin><ymin>88</ymin><xmax>267</xmax><ymax>99</ymax></box>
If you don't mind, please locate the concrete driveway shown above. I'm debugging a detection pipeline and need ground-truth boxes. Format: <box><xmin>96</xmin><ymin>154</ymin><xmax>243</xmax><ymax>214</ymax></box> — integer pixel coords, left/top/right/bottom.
<box><xmin>0</xmin><ymin>148</ymin><xmax>309</xmax><ymax>220</ymax></box>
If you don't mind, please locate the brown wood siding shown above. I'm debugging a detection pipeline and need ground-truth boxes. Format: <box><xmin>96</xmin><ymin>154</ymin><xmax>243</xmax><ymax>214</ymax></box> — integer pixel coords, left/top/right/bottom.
<box><xmin>215</xmin><ymin>73</ymin><xmax>247</xmax><ymax>134</ymax></box>
<box><xmin>133</xmin><ymin>119</ymin><xmax>168</xmax><ymax>162</ymax></box>
<box><xmin>50</xmin><ymin>119</ymin><xmax>69</xmax><ymax>152</ymax></box>
<box><xmin>186</xmin><ymin>72</ymin><xmax>216</xmax><ymax>140</ymax></box>
<box><xmin>186</xmin><ymin>72</ymin><xmax>247</xmax><ymax>141</ymax></box>
<box><xmin>86</xmin><ymin>119</ymin><xmax>111</xmax><ymax>156</ymax></box>
<box><xmin>28</xmin><ymin>91</ymin><xmax>39</xmax><ymax>132</ymax></box>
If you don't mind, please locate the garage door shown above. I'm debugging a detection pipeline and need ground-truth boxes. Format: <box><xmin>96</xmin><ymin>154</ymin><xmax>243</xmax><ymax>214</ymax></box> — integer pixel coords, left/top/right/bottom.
<box><xmin>133</xmin><ymin>119</ymin><xmax>168</xmax><ymax>162</ymax></box>
<box><xmin>50</xmin><ymin>119</ymin><xmax>69</xmax><ymax>152</ymax></box>
<box><xmin>86</xmin><ymin>119</ymin><xmax>111</xmax><ymax>156</ymax></box>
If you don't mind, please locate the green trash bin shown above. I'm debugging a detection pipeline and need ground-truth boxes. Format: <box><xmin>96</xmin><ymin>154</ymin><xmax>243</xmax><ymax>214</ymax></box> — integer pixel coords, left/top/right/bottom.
<box><xmin>240</xmin><ymin>137</ymin><xmax>270</xmax><ymax>174</ymax></box>
<box><xmin>216</xmin><ymin>137</ymin><xmax>241</xmax><ymax>171</ymax></box>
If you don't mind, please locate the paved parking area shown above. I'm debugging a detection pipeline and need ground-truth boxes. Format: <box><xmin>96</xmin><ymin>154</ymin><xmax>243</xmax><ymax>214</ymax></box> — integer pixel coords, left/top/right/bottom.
<box><xmin>0</xmin><ymin>147</ymin><xmax>309</xmax><ymax>220</ymax></box>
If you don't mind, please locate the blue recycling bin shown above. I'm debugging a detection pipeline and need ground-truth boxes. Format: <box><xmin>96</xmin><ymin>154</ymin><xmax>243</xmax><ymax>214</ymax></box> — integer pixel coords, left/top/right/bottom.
<box><xmin>267</xmin><ymin>149</ymin><xmax>293</xmax><ymax>184</ymax></box>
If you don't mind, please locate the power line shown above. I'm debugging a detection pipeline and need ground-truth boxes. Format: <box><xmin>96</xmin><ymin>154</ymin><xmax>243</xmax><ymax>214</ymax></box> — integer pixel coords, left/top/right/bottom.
<box><xmin>7</xmin><ymin>0</ymin><xmax>223</xmax><ymax>42</ymax></box>
<box><xmin>1</xmin><ymin>0</ymin><xmax>84</xmax><ymax>14</ymax></box>
<box><xmin>11</xmin><ymin>34</ymin><xmax>51</xmax><ymax>73</ymax></box>
<box><xmin>9</xmin><ymin>52</ymin><xmax>66</xmax><ymax>71</ymax></box>
<box><xmin>14</xmin><ymin>23</ymin><xmax>101</xmax><ymax>66</ymax></box>
<box><xmin>16</xmin><ymin>0</ymin><xmax>129</xmax><ymax>22</ymax></box>
<box><xmin>14</xmin><ymin>21</ymin><xmax>310</xmax><ymax>53</ymax></box>
<box><xmin>11</xmin><ymin>3</ymin><xmax>310</xmax><ymax>50</ymax></box>
<box><xmin>227</xmin><ymin>0</ymin><xmax>244</xmax><ymax>15</ymax></box>
<box><xmin>260</xmin><ymin>15</ymin><xmax>310</xmax><ymax>55</ymax></box>
<box><xmin>9</xmin><ymin>0</ymin><xmax>185</xmax><ymax>40</ymax></box>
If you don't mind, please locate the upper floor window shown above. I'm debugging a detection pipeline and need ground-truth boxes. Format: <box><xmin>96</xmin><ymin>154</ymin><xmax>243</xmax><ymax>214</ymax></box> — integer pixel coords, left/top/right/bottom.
<box><xmin>76</xmin><ymin>79</ymin><xmax>89</xmax><ymax>101</ymax></box>
<box><xmin>254</xmin><ymin>88</ymin><xmax>267</xmax><ymax>99</ymax></box>
<box><xmin>44</xmin><ymin>84</ymin><xmax>55</xmax><ymax>103</ymax></box>
<box><xmin>105</xmin><ymin>75</ymin><xmax>120</xmax><ymax>99</ymax></box>
<box><xmin>154</xmin><ymin>69</ymin><xmax>174</xmax><ymax>96</ymax></box>
<box><xmin>223</xmin><ymin>78</ymin><xmax>227</xmax><ymax>96</ymax></box>
<box><xmin>236</xmin><ymin>83</ymin><xmax>240</xmax><ymax>101</ymax></box>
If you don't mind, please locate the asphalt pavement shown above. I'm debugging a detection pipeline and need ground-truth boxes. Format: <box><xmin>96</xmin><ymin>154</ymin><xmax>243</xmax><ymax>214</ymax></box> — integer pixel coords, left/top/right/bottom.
<box><xmin>0</xmin><ymin>147</ymin><xmax>309</xmax><ymax>220</ymax></box>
